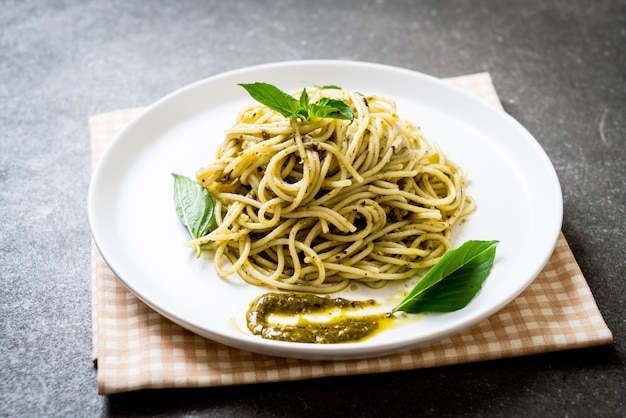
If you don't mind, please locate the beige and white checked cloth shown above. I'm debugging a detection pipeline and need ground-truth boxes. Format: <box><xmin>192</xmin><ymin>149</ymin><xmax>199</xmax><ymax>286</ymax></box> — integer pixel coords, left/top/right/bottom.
<box><xmin>90</xmin><ymin>73</ymin><xmax>613</xmax><ymax>395</ymax></box>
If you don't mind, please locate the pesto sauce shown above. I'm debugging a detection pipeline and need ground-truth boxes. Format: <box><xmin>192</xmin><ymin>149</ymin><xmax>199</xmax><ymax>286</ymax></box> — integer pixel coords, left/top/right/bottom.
<box><xmin>246</xmin><ymin>292</ymin><xmax>392</xmax><ymax>344</ymax></box>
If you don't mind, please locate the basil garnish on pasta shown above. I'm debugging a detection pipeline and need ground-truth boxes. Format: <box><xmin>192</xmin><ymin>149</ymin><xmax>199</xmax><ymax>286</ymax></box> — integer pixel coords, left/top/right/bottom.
<box><xmin>172</xmin><ymin>173</ymin><xmax>216</xmax><ymax>256</ymax></box>
<box><xmin>393</xmin><ymin>240</ymin><xmax>499</xmax><ymax>314</ymax></box>
<box><xmin>238</xmin><ymin>82</ymin><xmax>354</xmax><ymax>122</ymax></box>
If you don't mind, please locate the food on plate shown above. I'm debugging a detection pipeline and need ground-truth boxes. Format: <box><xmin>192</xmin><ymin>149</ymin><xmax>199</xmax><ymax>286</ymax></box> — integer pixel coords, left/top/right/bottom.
<box><xmin>246</xmin><ymin>292</ymin><xmax>390</xmax><ymax>343</ymax></box>
<box><xmin>180</xmin><ymin>83</ymin><xmax>476</xmax><ymax>293</ymax></box>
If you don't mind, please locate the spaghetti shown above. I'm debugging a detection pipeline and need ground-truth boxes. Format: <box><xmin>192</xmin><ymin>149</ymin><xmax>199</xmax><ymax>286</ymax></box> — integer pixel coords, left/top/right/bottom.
<box><xmin>191</xmin><ymin>87</ymin><xmax>475</xmax><ymax>293</ymax></box>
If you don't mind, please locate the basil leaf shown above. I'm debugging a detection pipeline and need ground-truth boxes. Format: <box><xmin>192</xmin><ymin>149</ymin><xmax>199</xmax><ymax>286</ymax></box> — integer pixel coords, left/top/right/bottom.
<box><xmin>238</xmin><ymin>82</ymin><xmax>302</xmax><ymax>119</ymax></box>
<box><xmin>172</xmin><ymin>173</ymin><xmax>216</xmax><ymax>256</ymax></box>
<box><xmin>297</xmin><ymin>88</ymin><xmax>310</xmax><ymax>120</ymax></box>
<box><xmin>239</xmin><ymin>82</ymin><xmax>354</xmax><ymax>122</ymax></box>
<box><xmin>311</xmin><ymin>97</ymin><xmax>354</xmax><ymax>121</ymax></box>
<box><xmin>393</xmin><ymin>240</ymin><xmax>499</xmax><ymax>314</ymax></box>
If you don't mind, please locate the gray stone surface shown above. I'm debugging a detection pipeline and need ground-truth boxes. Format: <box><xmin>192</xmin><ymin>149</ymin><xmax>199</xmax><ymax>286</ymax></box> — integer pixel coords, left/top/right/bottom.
<box><xmin>1</xmin><ymin>0</ymin><xmax>624</xmax><ymax>416</ymax></box>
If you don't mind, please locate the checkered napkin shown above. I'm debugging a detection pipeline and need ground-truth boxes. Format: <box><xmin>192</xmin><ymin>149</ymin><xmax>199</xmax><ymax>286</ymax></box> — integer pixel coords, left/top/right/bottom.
<box><xmin>90</xmin><ymin>73</ymin><xmax>613</xmax><ymax>395</ymax></box>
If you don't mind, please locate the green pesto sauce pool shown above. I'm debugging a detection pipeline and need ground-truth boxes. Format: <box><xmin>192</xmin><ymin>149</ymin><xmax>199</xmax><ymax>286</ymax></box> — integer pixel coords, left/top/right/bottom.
<box><xmin>246</xmin><ymin>292</ymin><xmax>395</xmax><ymax>344</ymax></box>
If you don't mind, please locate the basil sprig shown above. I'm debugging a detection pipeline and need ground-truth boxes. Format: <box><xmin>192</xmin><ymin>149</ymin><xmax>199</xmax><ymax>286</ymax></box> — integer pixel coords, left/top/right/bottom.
<box><xmin>238</xmin><ymin>82</ymin><xmax>354</xmax><ymax>122</ymax></box>
<box><xmin>172</xmin><ymin>173</ymin><xmax>216</xmax><ymax>256</ymax></box>
<box><xmin>393</xmin><ymin>240</ymin><xmax>499</xmax><ymax>314</ymax></box>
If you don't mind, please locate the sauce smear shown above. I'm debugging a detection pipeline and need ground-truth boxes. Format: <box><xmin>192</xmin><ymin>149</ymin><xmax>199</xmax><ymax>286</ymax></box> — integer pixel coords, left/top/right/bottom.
<box><xmin>246</xmin><ymin>292</ymin><xmax>393</xmax><ymax>344</ymax></box>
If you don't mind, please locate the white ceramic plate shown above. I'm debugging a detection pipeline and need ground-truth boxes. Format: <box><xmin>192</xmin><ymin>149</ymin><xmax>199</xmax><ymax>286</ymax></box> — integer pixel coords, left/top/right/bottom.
<box><xmin>88</xmin><ymin>60</ymin><xmax>562</xmax><ymax>360</ymax></box>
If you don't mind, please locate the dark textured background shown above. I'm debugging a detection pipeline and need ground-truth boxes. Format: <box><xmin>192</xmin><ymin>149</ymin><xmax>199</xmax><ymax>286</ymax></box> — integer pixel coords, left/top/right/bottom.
<box><xmin>1</xmin><ymin>0</ymin><xmax>625</xmax><ymax>416</ymax></box>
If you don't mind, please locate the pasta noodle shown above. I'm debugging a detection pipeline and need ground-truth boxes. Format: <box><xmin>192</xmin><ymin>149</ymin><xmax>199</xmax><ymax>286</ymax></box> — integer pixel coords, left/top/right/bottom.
<box><xmin>191</xmin><ymin>87</ymin><xmax>475</xmax><ymax>293</ymax></box>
